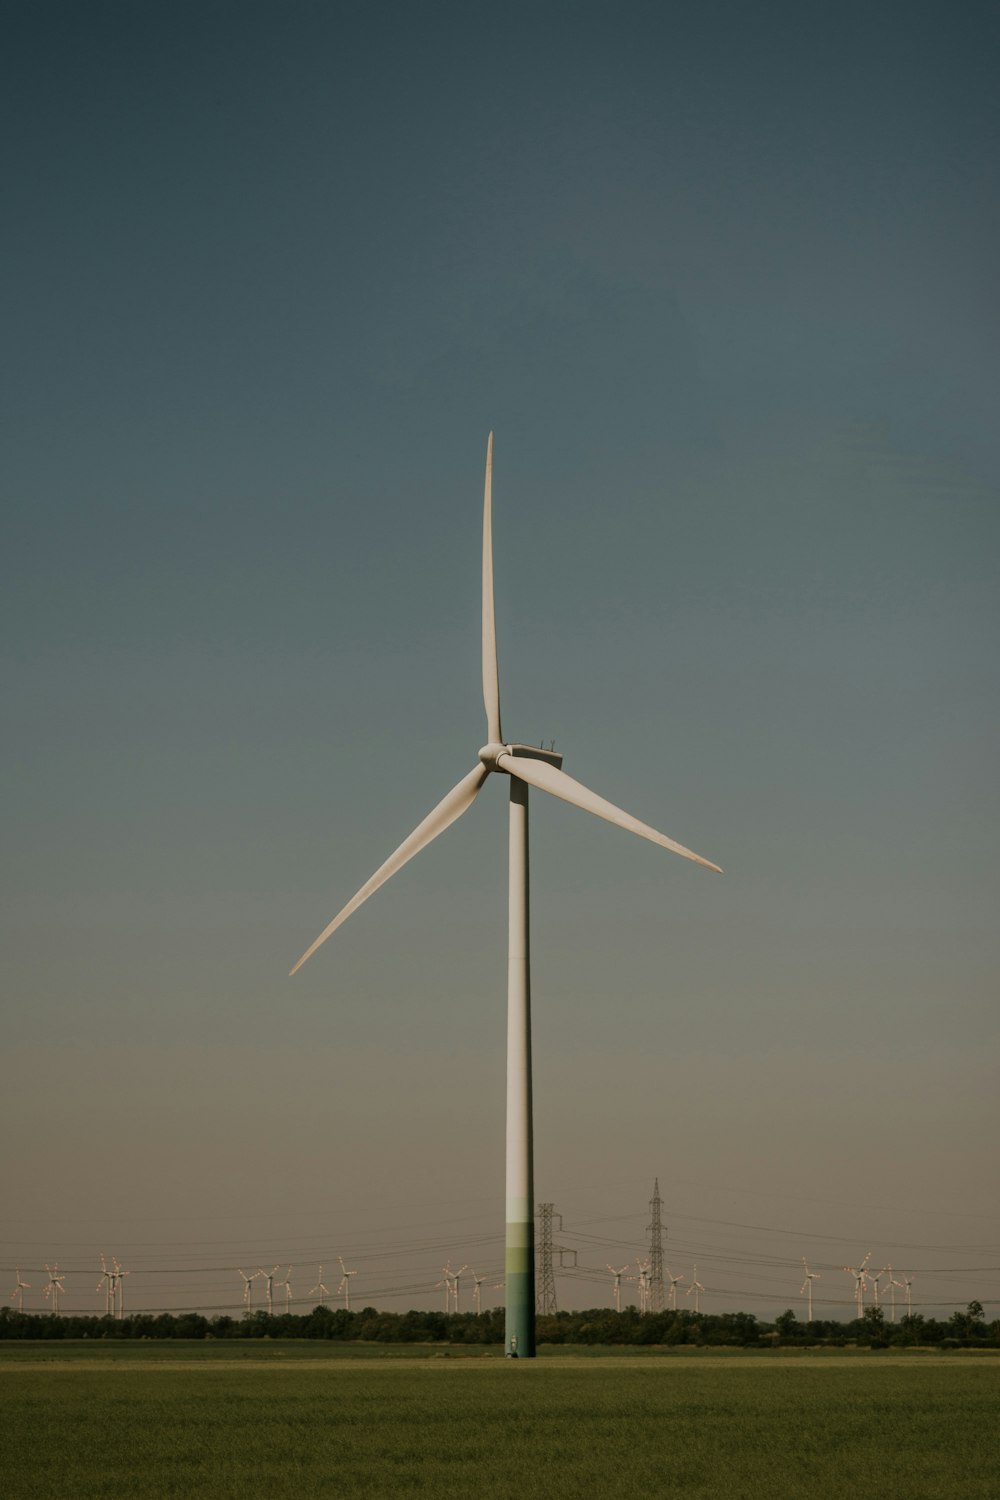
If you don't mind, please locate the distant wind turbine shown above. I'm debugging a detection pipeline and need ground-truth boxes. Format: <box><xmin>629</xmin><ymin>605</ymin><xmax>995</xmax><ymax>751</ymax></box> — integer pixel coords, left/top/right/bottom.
<box><xmin>607</xmin><ymin>1263</ymin><xmax>629</xmax><ymax>1314</ymax></box>
<box><xmin>800</xmin><ymin>1259</ymin><xmax>821</xmax><ymax>1322</ymax></box>
<box><xmin>288</xmin><ymin>434</ymin><xmax>721</xmax><ymax>1358</ymax></box>
<box><xmin>310</xmin><ymin>1266</ymin><xmax>330</xmax><ymax>1307</ymax></box>
<box><xmin>885</xmin><ymin>1266</ymin><xmax>903</xmax><ymax>1322</ymax></box>
<box><xmin>10</xmin><ymin>1270</ymin><xmax>31</xmax><ymax>1313</ymax></box>
<box><xmin>843</xmin><ymin>1252</ymin><xmax>871</xmax><ymax>1317</ymax></box>
<box><xmin>279</xmin><ymin>1267</ymin><xmax>293</xmax><ymax>1313</ymax></box>
<box><xmin>259</xmin><ymin>1266</ymin><xmax>280</xmax><ymax>1316</ymax></box>
<box><xmin>239</xmin><ymin>1268</ymin><xmax>260</xmax><ymax>1316</ymax></box>
<box><xmin>686</xmin><ymin>1265</ymin><xmax>705</xmax><ymax>1314</ymax></box>
<box><xmin>337</xmin><ymin>1257</ymin><xmax>357</xmax><ymax>1310</ymax></box>
<box><xmin>665</xmin><ymin>1266</ymin><xmax>685</xmax><ymax>1311</ymax></box>
<box><xmin>97</xmin><ymin>1254</ymin><xmax>115</xmax><ymax>1318</ymax></box>
<box><xmin>112</xmin><ymin>1257</ymin><xmax>129</xmax><ymax>1320</ymax></box>
<box><xmin>44</xmin><ymin>1264</ymin><xmax>65</xmax><ymax>1315</ymax></box>
<box><xmin>901</xmin><ymin>1273</ymin><xmax>915</xmax><ymax>1317</ymax></box>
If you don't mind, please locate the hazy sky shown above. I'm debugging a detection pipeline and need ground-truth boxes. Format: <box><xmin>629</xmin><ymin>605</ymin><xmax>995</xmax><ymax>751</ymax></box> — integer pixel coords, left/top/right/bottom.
<box><xmin>3</xmin><ymin>2</ymin><xmax>997</xmax><ymax>1322</ymax></box>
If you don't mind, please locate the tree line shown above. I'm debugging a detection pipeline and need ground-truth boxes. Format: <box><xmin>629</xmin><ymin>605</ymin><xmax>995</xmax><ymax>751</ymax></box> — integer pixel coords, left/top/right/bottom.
<box><xmin>1</xmin><ymin>1301</ymin><xmax>995</xmax><ymax>1347</ymax></box>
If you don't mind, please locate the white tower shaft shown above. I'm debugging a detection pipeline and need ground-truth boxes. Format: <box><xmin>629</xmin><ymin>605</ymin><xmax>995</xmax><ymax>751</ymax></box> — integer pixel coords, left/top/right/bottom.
<box><xmin>505</xmin><ymin>776</ymin><xmax>534</xmax><ymax>1358</ymax></box>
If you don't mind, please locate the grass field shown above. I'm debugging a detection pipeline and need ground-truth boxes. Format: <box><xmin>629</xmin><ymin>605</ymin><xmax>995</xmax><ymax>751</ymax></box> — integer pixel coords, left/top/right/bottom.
<box><xmin>2</xmin><ymin>1344</ymin><xmax>997</xmax><ymax>1498</ymax></box>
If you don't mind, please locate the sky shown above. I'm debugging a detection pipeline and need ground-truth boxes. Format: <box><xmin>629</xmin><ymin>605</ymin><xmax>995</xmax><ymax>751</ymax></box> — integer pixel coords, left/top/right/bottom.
<box><xmin>3</xmin><ymin>1</ymin><xmax>998</xmax><ymax>1324</ymax></box>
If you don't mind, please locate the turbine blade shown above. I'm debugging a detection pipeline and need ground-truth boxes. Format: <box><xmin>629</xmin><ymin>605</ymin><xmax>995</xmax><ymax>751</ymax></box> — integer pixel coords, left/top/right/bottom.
<box><xmin>289</xmin><ymin>764</ymin><xmax>490</xmax><ymax>974</ymax></box>
<box><xmin>482</xmin><ymin>432</ymin><xmax>502</xmax><ymax>744</ymax></box>
<box><xmin>497</xmin><ymin>755</ymin><xmax>722</xmax><ymax>873</ymax></box>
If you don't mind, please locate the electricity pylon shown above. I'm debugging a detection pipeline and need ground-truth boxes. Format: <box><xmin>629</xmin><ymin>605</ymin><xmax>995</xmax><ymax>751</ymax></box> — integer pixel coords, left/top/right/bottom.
<box><xmin>537</xmin><ymin>1203</ymin><xmax>558</xmax><ymax>1315</ymax></box>
<box><xmin>647</xmin><ymin>1177</ymin><xmax>665</xmax><ymax>1313</ymax></box>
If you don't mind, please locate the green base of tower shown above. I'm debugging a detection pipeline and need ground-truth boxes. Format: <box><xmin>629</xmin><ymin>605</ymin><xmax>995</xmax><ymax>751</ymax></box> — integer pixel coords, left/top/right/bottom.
<box><xmin>504</xmin><ymin>1225</ymin><xmax>536</xmax><ymax>1358</ymax></box>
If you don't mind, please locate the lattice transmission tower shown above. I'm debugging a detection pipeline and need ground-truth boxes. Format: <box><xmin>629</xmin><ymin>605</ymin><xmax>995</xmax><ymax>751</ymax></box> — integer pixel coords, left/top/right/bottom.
<box><xmin>537</xmin><ymin>1202</ymin><xmax>558</xmax><ymax>1314</ymax></box>
<box><xmin>647</xmin><ymin>1177</ymin><xmax>665</xmax><ymax>1313</ymax></box>
<box><xmin>536</xmin><ymin>1202</ymin><xmax>577</xmax><ymax>1315</ymax></box>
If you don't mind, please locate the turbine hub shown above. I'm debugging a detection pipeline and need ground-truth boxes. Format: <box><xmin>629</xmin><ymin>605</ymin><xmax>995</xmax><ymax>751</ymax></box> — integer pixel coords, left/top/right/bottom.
<box><xmin>478</xmin><ymin>742</ymin><xmax>508</xmax><ymax>770</ymax></box>
<box><xmin>478</xmin><ymin>742</ymin><xmax>564</xmax><ymax>771</ymax></box>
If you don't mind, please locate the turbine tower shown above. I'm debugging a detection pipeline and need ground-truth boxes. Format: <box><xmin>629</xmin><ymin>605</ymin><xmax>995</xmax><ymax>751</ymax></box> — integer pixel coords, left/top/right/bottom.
<box><xmin>280</xmin><ymin>1267</ymin><xmax>293</xmax><ymax>1313</ymax></box>
<box><xmin>886</xmin><ymin>1266</ymin><xmax>903</xmax><ymax>1322</ymax></box>
<box><xmin>631</xmin><ymin>1258</ymin><xmax>652</xmax><ymax>1314</ymax></box>
<box><xmin>259</xmin><ymin>1266</ymin><xmax>280</xmax><ymax>1316</ymax></box>
<box><xmin>686</xmin><ymin>1265</ymin><xmax>705</xmax><ymax>1315</ymax></box>
<box><xmin>843</xmin><ymin>1252</ymin><xmax>871</xmax><ymax>1317</ymax></box>
<box><xmin>665</xmin><ymin>1266</ymin><xmax>685</xmax><ymax>1310</ymax></box>
<box><xmin>607</xmin><ymin>1264</ymin><xmax>629</xmax><ymax>1314</ymax></box>
<box><xmin>112</xmin><ymin>1257</ymin><xmax>129</xmax><ymax>1320</ymax></box>
<box><xmin>239</xmin><ymin>1268</ymin><xmax>260</xmax><ymax>1316</ymax></box>
<box><xmin>901</xmin><ymin>1273</ymin><xmax>915</xmax><ymax>1318</ymax></box>
<box><xmin>337</xmin><ymin>1257</ymin><xmax>357</xmax><ymax>1310</ymax></box>
<box><xmin>97</xmin><ymin>1254</ymin><xmax>115</xmax><ymax>1317</ymax></box>
<box><xmin>43</xmin><ymin>1264</ymin><xmax>65</xmax><ymax>1315</ymax></box>
<box><xmin>800</xmin><ymin>1258</ymin><xmax>820</xmax><ymax>1322</ymax></box>
<box><xmin>288</xmin><ymin>434</ymin><xmax>721</xmax><ymax>1359</ymax></box>
<box><xmin>310</xmin><ymin>1266</ymin><xmax>330</xmax><ymax>1307</ymax></box>
<box><xmin>10</xmin><ymin>1270</ymin><xmax>31</xmax><ymax>1312</ymax></box>
<box><xmin>471</xmin><ymin>1271</ymin><xmax>488</xmax><ymax>1315</ymax></box>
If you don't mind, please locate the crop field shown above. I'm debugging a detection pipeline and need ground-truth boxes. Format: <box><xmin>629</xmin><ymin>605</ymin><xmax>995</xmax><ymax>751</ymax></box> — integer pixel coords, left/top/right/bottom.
<box><xmin>1</xmin><ymin>1344</ymin><xmax>997</xmax><ymax>1498</ymax></box>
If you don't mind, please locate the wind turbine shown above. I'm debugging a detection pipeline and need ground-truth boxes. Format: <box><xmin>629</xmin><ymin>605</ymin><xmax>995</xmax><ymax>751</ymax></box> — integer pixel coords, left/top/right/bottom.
<box><xmin>112</xmin><ymin>1257</ymin><xmax>129</xmax><ymax>1320</ymax></box>
<box><xmin>869</xmin><ymin>1265</ymin><xmax>884</xmax><ymax>1311</ymax></box>
<box><xmin>279</xmin><ymin>1267</ymin><xmax>293</xmax><ymax>1313</ymax></box>
<box><xmin>10</xmin><ymin>1270</ymin><xmax>31</xmax><ymax>1312</ymax></box>
<box><xmin>239</xmin><ymin>1268</ymin><xmax>260</xmax><ymax>1316</ymax></box>
<box><xmin>288</xmin><ymin>435</ymin><xmax>721</xmax><ymax>1359</ymax></box>
<box><xmin>631</xmin><ymin>1259</ymin><xmax>652</xmax><ymax>1315</ymax></box>
<box><xmin>686</xmin><ymin>1265</ymin><xmax>705</xmax><ymax>1314</ymax></box>
<box><xmin>44</xmin><ymin>1264</ymin><xmax>65</xmax><ymax>1315</ymax></box>
<box><xmin>885</xmin><ymin>1266</ymin><xmax>903</xmax><ymax>1322</ymax></box>
<box><xmin>607</xmin><ymin>1263</ymin><xmax>629</xmax><ymax>1314</ymax></box>
<box><xmin>337</xmin><ymin>1257</ymin><xmax>357</xmax><ymax>1310</ymax></box>
<box><xmin>310</xmin><ymin>1266</ymin><xmax>330</xmax><ymax>1307</ymax></box>
<box><xmin>97</xmin><ymin>1254</ymin><xmax>115</xmax><ymax>1317</ymax></box>
<box><xmin>901</xmin><ymin>1273</ymin><xmax>915</xmax><ymax>1318</ymax></box>
<box><xmin>800</xmin><ymin>1258</ymin><xmax>821</xmax><ymax>1322</ymax></box>
<box><xmin>471</xmin><ymin>1271</ymin><xmax>488</xmax><ymax>1315</ymax></box>
<box><xmin>259</xmin><ymin>1266</ymin><xmax>280</xmax><ymax>1316</ymax></box>
<box><xmin>843</xmin><ymin>1252</ymin><xmax>871</xmax><ymax>1317</ymax></box>
<box><xmin>665</xmin><ymin>1266</ymin><xmax>685</xmax><ymax>1311</ymax></box>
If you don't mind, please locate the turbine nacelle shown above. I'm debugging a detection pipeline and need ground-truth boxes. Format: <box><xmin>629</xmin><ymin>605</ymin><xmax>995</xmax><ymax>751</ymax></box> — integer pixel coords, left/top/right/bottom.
<box><xmin>478</xmin><ymin>742</ymin><xmax>565</xmax><ymax>773</ymax></box>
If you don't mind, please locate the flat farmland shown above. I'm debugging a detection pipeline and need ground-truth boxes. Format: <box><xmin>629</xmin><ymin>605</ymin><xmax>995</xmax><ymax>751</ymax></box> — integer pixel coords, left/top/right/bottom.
<box><xmin>1</xmin><ymin>1345</ymin><xmax>997</xmax><ymax>1498</ymax></box>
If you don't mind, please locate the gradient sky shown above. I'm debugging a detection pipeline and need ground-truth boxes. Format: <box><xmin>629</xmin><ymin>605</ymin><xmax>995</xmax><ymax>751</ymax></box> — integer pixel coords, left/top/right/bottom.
<box><xmin>3</xmin><ymin>1</ymin><xmax>997</xmax><ymax>1322</ymax></box>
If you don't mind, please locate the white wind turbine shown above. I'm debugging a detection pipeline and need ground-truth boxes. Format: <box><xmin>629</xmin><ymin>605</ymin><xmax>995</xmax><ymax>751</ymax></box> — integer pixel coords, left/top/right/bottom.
<box><xmin>686</xmin><ymin>1265</ymin><xmax>705</xmax><ymax>1314</ymax></box>
<box><xmin>10</xmin><ymin>1270</ymin><xmax>31</xmax><ymax>1312</ymax></box>
<box><xmin>97</xmin><ymin>1254</ymin><xmax>115</xmax><ymax>1317</ymax></box>
<box><xmin>239</xmin><ymin>1268</ymin><xmax>260</xmax><ymax>1316</ymax></box>
<box><xmin>886</xmin><ymin>1266</ymin><xmax>903</xmax><ymax>1322</ymax></box>
<box><xmin>665</xmin><ymin>1266</ymin><xmax>685</xmax><ymax>1311</ymax></box>
<box><xmin>310</xmin><ymin>1266</ymin><xmax>330</xmax><ymax>1307</ymax></box>
<box><xmin>901</xmin><ymin>1273</ymin><xmax>915</xmax><ymax>1318</ymax></box>
<box><xmin>607</xmin><ymin>1263</ymin><xmax>629</xmax><ymax>1314</ymax></box>
<box><xmin>632</xmin><ymin>1259</ymin><xmax>652</xmax><ymax>1315</ymax></box>
<box><xmin>259</xmin><ymin>1265</ymin><xmax>280</xmax><ymax>1316</ymax></box>
<box><xmin>44</xmin><ymin>1264</ymin><xmax>66</xmax><ymax>1315</ymax></box>
<box><xmin>843</xmin><ymin>1251</ymin><xmax>871</xmax><ymax>1317</ymax></box>
<box><xmin>471</xmin><ymin>1271</ymin><xmax>488</xmax><ymax>1315</ymax></box>
<box><xmin>279</xmin><ymin>1267</ymin><xmax>293</xmax><ymax>1313</ymax></box>
<box><xmin>337</xmin><ymin>1257</ymin><xmax>357</xmax><ymax>1310</ymax></box>
<box><xmin>288</xmin><ymin>434</ymin><xmax>721</xmax><ymax>1358</ymax></box>
<box><xmin>800</xmin><ymin>1258</ymin><xmax>821</xmax><ymax>1322</ymax></box>
<box><xmin>868</xmin><ymin>1265</ymin><xmax>884</xmax><ymax>1311</ymax></box>
<box><xmin>112</xmin><ymin>1257</ymin><xmax>129</xmax><ymax>1320</ymax></box>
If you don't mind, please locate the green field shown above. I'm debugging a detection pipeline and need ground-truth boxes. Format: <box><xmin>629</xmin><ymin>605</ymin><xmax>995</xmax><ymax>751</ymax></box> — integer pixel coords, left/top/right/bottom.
<box><xmin>2</xmin><ymin>1344</ymin><xmax>997</xmax><ymax>1498</ymax></box>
